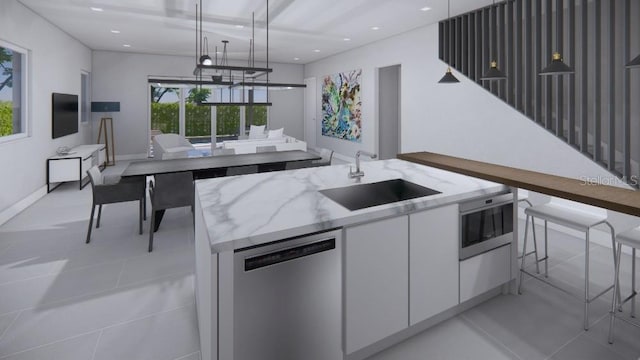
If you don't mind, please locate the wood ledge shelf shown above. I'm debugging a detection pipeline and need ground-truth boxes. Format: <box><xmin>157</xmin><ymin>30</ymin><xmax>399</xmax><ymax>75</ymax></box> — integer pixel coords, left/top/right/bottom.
<box><xmin>398</xmin><ymin>152</ymin><xmax>640</xmax><ymax>217</ymax></box>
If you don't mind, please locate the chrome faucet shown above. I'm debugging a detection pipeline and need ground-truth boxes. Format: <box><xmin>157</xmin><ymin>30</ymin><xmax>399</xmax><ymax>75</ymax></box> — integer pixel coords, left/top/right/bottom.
<box><xmin>348</xmin><ymin>150</ymin><xmax>377</xmax><ymax>180</ymax></box>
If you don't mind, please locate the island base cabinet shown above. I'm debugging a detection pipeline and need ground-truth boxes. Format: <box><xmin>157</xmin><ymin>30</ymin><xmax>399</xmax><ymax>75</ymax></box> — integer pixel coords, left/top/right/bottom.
<box><xmin>409</xmin><ymin>204</ymin><xmax>459</xmax><ymax>326</ymax></box>
<box><xmin>344</xmin><ymin>216</ymin><xmax>409</xmax><ymax>355</ymax></box>
<box><xmin>459</xmin><ymin>244</ymin><xmax>511</xmax><ymax>303</ymax></box>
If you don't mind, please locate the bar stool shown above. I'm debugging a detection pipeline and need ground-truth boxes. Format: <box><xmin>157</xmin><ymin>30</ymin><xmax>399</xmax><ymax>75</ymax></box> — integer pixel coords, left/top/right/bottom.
<box><xmin>518</xmin><ymin>201</ymin><xmax>617</xmax><ymax>330</ymax></box>
<box><xmin>608</xmin><ymin>227</ymin><xmax>639</xmax><ymax>343</ymax></box>
<box><xmin>518</xmin><ymin>198</ymin><xmax>541</xmax><ymax>275</ymax></box>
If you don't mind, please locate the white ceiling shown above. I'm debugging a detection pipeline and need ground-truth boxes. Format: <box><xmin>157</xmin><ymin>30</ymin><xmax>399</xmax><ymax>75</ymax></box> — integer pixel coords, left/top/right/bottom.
<box><xmin>18</xmin><ymin>0</ymin><xmax>491</xmax><ymax>64</ymax></box>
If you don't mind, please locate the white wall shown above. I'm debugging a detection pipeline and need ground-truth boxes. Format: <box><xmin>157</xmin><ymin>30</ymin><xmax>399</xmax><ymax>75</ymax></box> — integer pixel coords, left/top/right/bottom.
<box><xmin>304</xmin><ymin>21</ymin><xmax>638</xmax><ymax>230</ymax></box>
<box><xmin>92</xmin><ymin>51</ymin><xmax>304</xmax><ymax>158</ymax></box>
<box><xmin>0</xmin><ymin>0</ymin><xmax>92</xmax><ymax>216</ymax></box>
<box><xmin>304</xmin><ymin>22</ymin><xmax>629</xmax><ymax>183</ymax></box>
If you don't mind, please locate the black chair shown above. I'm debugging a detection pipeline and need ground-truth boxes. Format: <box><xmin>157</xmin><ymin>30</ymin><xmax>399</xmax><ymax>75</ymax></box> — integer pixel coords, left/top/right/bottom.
<box><xmin>148</xmin><ymin>171</ymin><xmax>194</xmax><ymax>252</ymax></box>
<box><xmin>226</xmin><ymin>165</ymin><xmax>258</xmax><ymax>176</ymax></box>
<box><xmin>285</xmin><ymin>160</ymin><xmax>314</xmax><ymax>170</ymax></box>
<box><xmin>312</xmin><ymin>148</ymin><xmax>334</xmax><ymax>166</ymax></box>
<box><xmin>86</xmin><ymin>166</ymin><xmax>146</xmax><ymax>244</ymax></box>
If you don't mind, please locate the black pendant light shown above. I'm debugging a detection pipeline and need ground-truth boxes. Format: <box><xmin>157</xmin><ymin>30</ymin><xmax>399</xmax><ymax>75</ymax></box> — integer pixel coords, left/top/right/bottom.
<box><xmin>481</xmin><ymin>0</ymin><xmax>506</xmax><ymax>81</ymax></box>
<box><xmin>439</xmin><ymin>67</ymin><xmax>460</xmax><ymax>83</ymax></box>
<box><xmin>540</xmin><ymin>0</ymin><xmax>573</xmax><ymax>76</ymax></box>
<box><xmin>199</xmin><ymin>36</ymin><xmax>213</xmax><ymax>66</ymax></box>
<box><xmin>438</xmin><ymin>0</ymin><xmax>460</xmax><ymax>84</ymax></box>
<box><xmin>627</xmin><ymin>54</ymin><xmax>640</xmax><ymax>68</ymax></box>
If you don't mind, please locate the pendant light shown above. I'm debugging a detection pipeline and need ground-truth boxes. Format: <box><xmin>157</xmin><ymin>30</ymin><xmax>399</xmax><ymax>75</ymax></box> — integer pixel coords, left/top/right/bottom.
<box><xmin>540</xmin><ymin>0</ymin><xmax>573</xmax><ymax>76</ymax></box>
<box><xmin>438</xmin><ymin>0</ymin><xmax>460</xmax><ymax>84</ymax></box>
<box><xmin>627</xmin><ymin>54</ymin><xmax>640</xmax><ymax>68</ymax></box>
<box><xmin>199</xmin><ymin>36</ymin><xmax>212</xmax><ymax>66</ymax></box>
<box><xmin>481</xmin><ymin>0</ymin><xmax>506</xmax><ymax>81</ymax></box>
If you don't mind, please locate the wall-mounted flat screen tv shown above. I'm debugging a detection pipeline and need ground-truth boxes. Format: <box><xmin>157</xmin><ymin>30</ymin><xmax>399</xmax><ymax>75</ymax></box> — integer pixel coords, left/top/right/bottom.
<box><xmin>52</xmin><ymin>93</ymin><xmax>79</xmax><ymax>139</ymax></box>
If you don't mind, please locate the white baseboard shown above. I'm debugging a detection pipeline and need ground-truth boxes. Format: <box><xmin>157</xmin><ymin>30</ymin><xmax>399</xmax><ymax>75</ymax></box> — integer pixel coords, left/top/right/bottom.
<box><xmin>0</xmin><ymin>186</ymin><xmax>47</xmax><ymax>226</ymax></box>
<box><xmin>115</xmin><ymin>153</ymin><xmax>149</xmax><ymax>161</ymax></box>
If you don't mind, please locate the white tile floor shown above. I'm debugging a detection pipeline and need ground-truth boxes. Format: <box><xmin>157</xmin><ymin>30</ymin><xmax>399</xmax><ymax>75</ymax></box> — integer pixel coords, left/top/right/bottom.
<box><xmin>1</xmin><ymin>168</ymin><xmax>639</xmax><ymax>360</ymax></box>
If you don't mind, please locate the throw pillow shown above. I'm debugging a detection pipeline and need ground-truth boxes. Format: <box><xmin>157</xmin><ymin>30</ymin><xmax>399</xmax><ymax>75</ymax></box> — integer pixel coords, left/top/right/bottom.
<box><xmin>248</xmin><ymin>125</ymin><xmax>266</xmax><ymax>139</ymax></box>
<box><xmin>267</xmin><ymin>128</ymin><xmax>284</xmax><ymax>139</ymax></box>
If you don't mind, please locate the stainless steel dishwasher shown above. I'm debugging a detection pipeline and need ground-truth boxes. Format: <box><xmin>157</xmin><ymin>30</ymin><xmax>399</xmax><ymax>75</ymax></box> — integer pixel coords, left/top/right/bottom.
<box><xmin>233</xmin><ymin>229</ymin><xmax>342</xmax><ymax>360</ymax></box>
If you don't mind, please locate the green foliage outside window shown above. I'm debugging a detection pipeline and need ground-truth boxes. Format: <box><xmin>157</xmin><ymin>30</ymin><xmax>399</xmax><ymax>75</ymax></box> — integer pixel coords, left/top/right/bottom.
<box><xmin>216</xmin><ymin>106</ymin><xmax>240</xmax><ymax>136</ymax></box>
<box><xmin>247</xmin><ymin>106</ymin><xmax>268</xmax><ymax>127</ymax></box>
<box><xmin>0</xmin><ymin>101</ymin><xmax>12</xmax><ymax>136</ymax></box>
<box><xmin>150</xmin><ymin>102</ymin><xmax>244</xmax><ymax>137</ymax></box>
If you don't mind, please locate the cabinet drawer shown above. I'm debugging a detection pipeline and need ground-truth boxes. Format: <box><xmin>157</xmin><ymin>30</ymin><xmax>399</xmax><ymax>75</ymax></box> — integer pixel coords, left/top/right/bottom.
<box><xmin>49</xmin><ymin>158</ymin><xmax>81</xmax><ymax>183</ymax></box>
<box><xmin>459</xmin><ymin>244</ymin><xmax>511</xmax><ymax>303</ymax></box>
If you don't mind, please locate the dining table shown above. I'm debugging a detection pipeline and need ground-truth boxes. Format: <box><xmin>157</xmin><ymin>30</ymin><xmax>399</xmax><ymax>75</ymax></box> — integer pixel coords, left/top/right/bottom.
<box><xmin>121</xmin><ymin>150</ymin><xmax>322</xmax><ymax>231</ymax></box>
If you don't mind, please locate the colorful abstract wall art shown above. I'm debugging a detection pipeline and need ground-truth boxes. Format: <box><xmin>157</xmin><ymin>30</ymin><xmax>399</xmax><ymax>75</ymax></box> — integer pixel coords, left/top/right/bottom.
<box><xmin>321</xmin><ymin>69</ymin><xmax>362</xmax><ymax>142</ymax></box>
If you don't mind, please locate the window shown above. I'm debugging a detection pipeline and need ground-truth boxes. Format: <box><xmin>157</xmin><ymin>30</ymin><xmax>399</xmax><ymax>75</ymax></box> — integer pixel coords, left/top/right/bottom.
<box><xmin>148</xmin><ymin>82</ymin><xmax>269</xmax><ymax>150</ymax></box>
<box><xmin>81</xmin><ymin>72</ymin><xmax>90</xmax><ymax>123</ymax></box>
<box><xmin>0</xmin><ymin>41</ymin><xmax>27</xmax><ymax>140</ymax></box>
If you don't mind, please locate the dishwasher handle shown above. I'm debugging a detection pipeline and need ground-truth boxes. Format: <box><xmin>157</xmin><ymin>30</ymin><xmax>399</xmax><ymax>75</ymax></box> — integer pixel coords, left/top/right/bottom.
<box><xmin>244</xmin><ymin>238</ymin><xmax>336</xmax><ymax>271</ymax></box>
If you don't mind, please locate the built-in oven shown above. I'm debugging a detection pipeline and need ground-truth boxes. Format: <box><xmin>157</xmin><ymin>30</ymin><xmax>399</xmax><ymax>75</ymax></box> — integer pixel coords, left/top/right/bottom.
<box><xmin>459</xmin><ymin>192</ymin><xmax>514</xmax><ymax>260</ymax></box>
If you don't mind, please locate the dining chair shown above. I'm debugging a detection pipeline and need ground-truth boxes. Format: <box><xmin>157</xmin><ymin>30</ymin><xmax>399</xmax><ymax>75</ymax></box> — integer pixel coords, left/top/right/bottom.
<box><xmin>312</xmin><ymin>148</ymin><xmax>334</xmax><ymax>166</ymax></box>
<box><xmin>227</xmin><ymin>165</ymin><xmax>259</xmax><ymax>176</ymax></box>
<box><xmin>285</xmin><ymin>160</ymin><xmax>314</xmax><ymax>170</ymax></box>
<box><xmin>85</xmin><ymin>166</ymin><xmax>146</xmax><ymax>244</ymax></box>
<box><xmin>213</xmin><ymin>148</ymin><xmax>235</xmax><ymax>156</ymax></box>
<box><xmin>148</xmin><ymin>171</ymin><xmax>194</xmax><ymax>252</ymax></box>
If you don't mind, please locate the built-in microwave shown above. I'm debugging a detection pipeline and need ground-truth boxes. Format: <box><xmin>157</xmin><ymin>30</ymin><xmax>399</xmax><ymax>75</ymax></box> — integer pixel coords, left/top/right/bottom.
<box><xmin>459</xmin><ymin>192</ymin><xmax>514</xmax><ymax>260</ymax></box>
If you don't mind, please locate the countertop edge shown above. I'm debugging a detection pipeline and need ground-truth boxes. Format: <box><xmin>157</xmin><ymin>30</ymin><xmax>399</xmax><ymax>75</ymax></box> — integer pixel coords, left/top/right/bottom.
<box><xmin>398</xmin><ymin>152</ymin><xmax>640</xmax><ymax>217</ymax></box>
<box><xmin>205</xmin><ymin>184</ymin><xmax>507</xmax><ymax>253</ymax></box>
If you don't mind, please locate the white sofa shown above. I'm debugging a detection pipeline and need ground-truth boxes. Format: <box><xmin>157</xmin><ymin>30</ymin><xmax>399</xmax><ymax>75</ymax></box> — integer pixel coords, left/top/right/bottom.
<box><xmin>221</xmin><ymin>135</ymin><xmax>306</xmax><ymax>154</ymax></box>
<box><xmin>152</xmin><ymin>133</ymin><xmax>195</xmax><ymax>160</ymax></box>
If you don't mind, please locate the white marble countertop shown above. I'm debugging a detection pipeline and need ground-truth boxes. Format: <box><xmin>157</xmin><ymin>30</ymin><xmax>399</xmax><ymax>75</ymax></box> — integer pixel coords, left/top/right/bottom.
<box><xmin>195</xmin><ymin>159</ymin><xmax>508</xmax><ymax>252</ymax></box>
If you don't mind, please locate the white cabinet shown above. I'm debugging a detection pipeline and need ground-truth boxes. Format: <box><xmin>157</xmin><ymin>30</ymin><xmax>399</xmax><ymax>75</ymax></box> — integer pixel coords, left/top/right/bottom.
<box><xmin>344</xmin><ymin>216</ymin><xmax>409</xmax><ymax>354</ymax></box>
<box><xmin>409</xmin><ymin>204</ymin><xmax>459</xmax><ymax>325</ymax></box>
<box><xmin>47</xmin><ymin>144</ymin><xmax>106</xmax><ymax>192</ymax></box>
<box><xmin>459</xmin><ymin>244</ymin><xmax>511</xmax><ymax>303</ymax></box>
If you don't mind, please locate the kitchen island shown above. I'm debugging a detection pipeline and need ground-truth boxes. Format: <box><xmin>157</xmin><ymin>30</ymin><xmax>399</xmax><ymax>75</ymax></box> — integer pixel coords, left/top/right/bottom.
<box><xmin>194</xmin><ymin>159</ymin><xmax>514</xmax><ymax>360</ymax></box>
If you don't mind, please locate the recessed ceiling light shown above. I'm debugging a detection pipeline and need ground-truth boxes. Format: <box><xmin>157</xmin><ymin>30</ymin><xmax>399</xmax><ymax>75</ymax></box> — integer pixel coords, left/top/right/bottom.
<box><xmin>293</xmin><ymin>57</ymin><xmax>300</xmax><ymax>61</ymax></box>
<box><xmin>110</xmin><ymin>30</ymin><xmax>120</xmax><ymax>34</ymax></box>
<box><xmin>343</xmin><ymin>38</ymin><xmax>351</xmax><ymax>41</ymax></box>
<box><xmin>371</xmin><ymin>26</ymin><xmax>380</xmax><ymax>30</ymax></box>
<box><xmin>90</xmin><ymin>7</ymin><xmax>103</xmax><ymax>12</ymax></box>
<box><xmin>122</xmin><ymin>44</ymin><xmax>131</xmax><ymax>48</ymax></box>
<box><xmin>313</xmin><ymin>49</ymin><xmax>320</xmax><ymax>53</ymax></box>
<box><xmin>235</xmin><ymin>25</ymin><xmax>244</xmax><ymax>29</ymax></box>
<box><xmin>420</xmin><ymin>6</ymin><xmax>432</xmax><ymax>11</ymax></box>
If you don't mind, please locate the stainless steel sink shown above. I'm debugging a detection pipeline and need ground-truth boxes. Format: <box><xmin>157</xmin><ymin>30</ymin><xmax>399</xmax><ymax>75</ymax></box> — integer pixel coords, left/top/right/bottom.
<box><xmin>319</xmin><ymin>179</ymin><xmax>441</xmax><ymax>211</ymax></box>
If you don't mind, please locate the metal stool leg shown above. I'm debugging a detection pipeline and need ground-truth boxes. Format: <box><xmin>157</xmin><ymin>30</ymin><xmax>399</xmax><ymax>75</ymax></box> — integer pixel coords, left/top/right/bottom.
<box><xmin>531</xmin><ymin>217</ymin><xmax>540</xmax><ymax>274</ymax></box>
<box><xmin>584</xmin><ymin>230</ymin><xmax>590</xmax><ymax>330</ymax></box>
<box><xmin>518</xmin><ymin>214</ymin><xmax>531</xmax><ymax>294</ymax></box>
<box><xmin>633</xmin><ymin>248</ymin><xmax>637</xmax><ymax>318</ymax></box>
<box><xmin>609</xmin><ymin>243</ymin><xmax>623</xmax><ymax>343</ymax></box>
<box><xmin>544</xmin><ymin>220</ymin><xmax>549</xmax><ymax>278</ymax></box>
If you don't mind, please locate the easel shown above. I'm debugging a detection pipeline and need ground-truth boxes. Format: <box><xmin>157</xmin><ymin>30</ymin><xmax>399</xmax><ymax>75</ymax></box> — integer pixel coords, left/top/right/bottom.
<box><xmin>97</xmin><ymin>117</ymin><xmax>115</xmax><ymax>166</ymax></box>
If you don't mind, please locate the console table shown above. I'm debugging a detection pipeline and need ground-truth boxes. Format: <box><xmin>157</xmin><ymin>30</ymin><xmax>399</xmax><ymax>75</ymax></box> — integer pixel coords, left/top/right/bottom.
<box><xmin>47</xmin><ymin>144</ymin><xmax>106</xmax><ymax>193</ymax></box>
